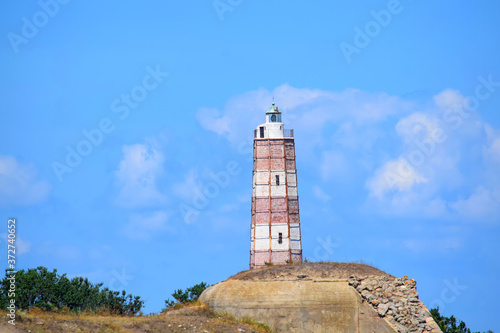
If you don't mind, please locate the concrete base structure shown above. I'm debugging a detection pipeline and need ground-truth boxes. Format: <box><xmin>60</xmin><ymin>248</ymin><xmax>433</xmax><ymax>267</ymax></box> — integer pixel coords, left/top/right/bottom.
<box><xmin>201</xmin><ymin>279</ymin><xmax>398</xmax><ymax>333</ymax></box>
<box><xmin>200</xmin><ymin>264</ymin><xmax>443</xmax><ymax>333</ymax></box>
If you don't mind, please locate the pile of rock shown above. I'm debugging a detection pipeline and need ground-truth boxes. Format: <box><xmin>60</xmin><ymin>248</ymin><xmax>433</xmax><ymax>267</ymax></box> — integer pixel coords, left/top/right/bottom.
<box><xmin>348</xmin><ymin>275</ymin><xmax>442</xmax><ymax>333</ymax></box>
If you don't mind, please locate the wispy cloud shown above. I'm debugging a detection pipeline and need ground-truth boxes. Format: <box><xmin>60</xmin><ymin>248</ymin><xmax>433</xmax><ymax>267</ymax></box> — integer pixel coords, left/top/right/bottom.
<box><xmin>0</xmin><ymin>234</ymin><xmax>31</xmax><ymax>255</ymax></box>
<box><xmin>196</xmin><ymin>84</ymin><xmax>413</xmax><ymax>147</ymax></box>
<box><xmin>395</xmin><ymin>113</ymin><xmax>443</xmax><ymax>144</ymax></box>
<box><xmin>403</xmin><ymin>237</ymin><xmax>463</xmax><ymax>254</ymax></box>
<box><xmin>123</xmin><ymin>210</ymin><xmax>171</xmax><ymax>240</ymax></box>
<box><xmin>114</xmin><ymin>144</ymin><xmax>167</xmax><ymax>208</ymax></box>
<box><xmin>484</xmin><ymin>124</ymin><xmax>500</xmax><ymax>165</ymax></box>
<box><xmin>0</xmin><ymin>155</ymin><xmax>51</xmax><ymax>207</ymax></box>
<box><xmin>433</xmin><ymin>88</ymin><xmax>469</xmax><ymax>111</ymax></box>
<box><xmin>313</xmin><ymin>186</ymin><xmax>331</xmax><ymax>202</ymax></box>
<box><xmin>363</xmin><ymin>88</ymin><xmax>500</xmax><ymax>224</ymax></box>
<box><xmin>450</xmin><ymin>187</ymin><xmax>500</xmax><ymax>223</ymax></box>
<box><xmin>198</xmin><ymin>84</ymin><xmax>500</xmax><ymax>225</ymax></box>
<box><xmin>171</xmin><ymin>169</ymin><xmax>201</xmax><ymax>201</ymax></box>
<box><xmin>367</xmin><ymin>157</ymin><xmax>428</xmax><ymax>198</ymax></box>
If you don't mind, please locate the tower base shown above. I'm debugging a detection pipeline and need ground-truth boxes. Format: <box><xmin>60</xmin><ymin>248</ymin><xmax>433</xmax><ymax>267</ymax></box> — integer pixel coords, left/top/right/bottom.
<box><xmin>250</xmin><ymin>250</ymin><xmax>303</xmax><ymax>269</ymax></box>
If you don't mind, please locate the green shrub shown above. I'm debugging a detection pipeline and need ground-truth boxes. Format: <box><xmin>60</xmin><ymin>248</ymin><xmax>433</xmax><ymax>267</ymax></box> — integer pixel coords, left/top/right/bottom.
<box><xmin>0</xmin><ymin>267</ymin><xmax>144</xmax><ymax>315</ymax></box>
<box><xmin>163</xmin><ymin>282</ymin><xmax>209</xmax><ymax>310</ymax></box>
<box><xmin>430</xmin><ymin>307</ymin><xmax>494</xmax><ymax>333</ymax></box>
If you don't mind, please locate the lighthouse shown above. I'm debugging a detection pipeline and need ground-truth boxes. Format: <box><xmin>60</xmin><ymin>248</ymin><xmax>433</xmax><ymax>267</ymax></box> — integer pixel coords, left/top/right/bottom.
<box><xmin>250</xmin><ymin>102</ymin><xmax>302</xmax><ymax>269</ymax></box>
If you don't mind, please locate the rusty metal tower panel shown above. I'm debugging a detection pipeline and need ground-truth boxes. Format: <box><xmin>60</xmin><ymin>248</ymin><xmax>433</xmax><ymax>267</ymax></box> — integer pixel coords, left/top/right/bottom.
<box><xmin>250</xmin><ymin>103</ymin><xmax>302</xmax><ymax>269</ymax></box>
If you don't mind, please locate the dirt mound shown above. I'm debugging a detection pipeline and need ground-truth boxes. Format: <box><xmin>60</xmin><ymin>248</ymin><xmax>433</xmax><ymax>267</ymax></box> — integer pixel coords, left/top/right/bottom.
<box><xmin>201</xmin><ymin>263</ymin><xmax>400</xmax><ymax>333</ymax></box>
<box><xmin>229</xmin><ymin>262</ymin><xmax>393</xmax><ymax>281</ymax></box>
<box><xmin>0</xmin><ymin>306</ymin><xmax>271</xmax><ymax>333</ymax></box>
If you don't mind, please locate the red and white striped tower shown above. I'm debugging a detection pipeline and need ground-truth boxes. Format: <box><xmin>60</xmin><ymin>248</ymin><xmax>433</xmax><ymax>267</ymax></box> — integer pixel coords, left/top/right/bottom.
<box><xmin>250</xmin><ymin>102</ymin><xmax>302</xmax><ymax>269</ymax></box>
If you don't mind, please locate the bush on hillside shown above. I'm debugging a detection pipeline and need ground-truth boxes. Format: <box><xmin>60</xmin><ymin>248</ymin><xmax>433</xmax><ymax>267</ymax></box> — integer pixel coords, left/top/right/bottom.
<box><xmin>164</xmin><ymin>282</ymin><xmax>209</xmax><ymax>309</ymax></box>
<box><xmin>0</xmin><ymin>267</ymin><xmax>144</xmax><ymax>315</ymax></box>
<box><xmin>430</xmin><ymin>307</ymin><xmax>494</xmax><ymax>333</ymax></box>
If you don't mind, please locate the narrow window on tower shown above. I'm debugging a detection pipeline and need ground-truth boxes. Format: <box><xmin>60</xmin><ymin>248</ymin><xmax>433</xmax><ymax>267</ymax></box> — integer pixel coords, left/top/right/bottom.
<box><xmin>278</xmin><ymin>232</ymin><xmax>283</xmax><ymax>244</ymax></box>
<box><xmin>260</xmin><ymin>127</ymin><xmax>264</xmax><ymax>138</ymax></box>
<box><xmin>276</xmin><ymin>175</ymin><xmax>280</xmax><ymax>185</ymax></box>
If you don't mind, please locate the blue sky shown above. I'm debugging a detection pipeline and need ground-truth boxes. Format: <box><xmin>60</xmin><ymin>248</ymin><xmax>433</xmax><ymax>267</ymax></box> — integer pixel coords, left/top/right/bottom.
<box><xmin>1</xmin><ymin>0</ymin><xmax>500</xmax><ymax>330</ymax></box>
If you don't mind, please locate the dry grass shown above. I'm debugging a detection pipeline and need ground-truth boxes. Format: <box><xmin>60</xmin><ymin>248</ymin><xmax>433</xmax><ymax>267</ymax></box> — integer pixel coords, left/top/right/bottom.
<box><xmin>222</xmin><ymin>313</ymin><xmax>273</xmax><ymax>333</ymax></box>
<box><xmin>0</xmin><ymin>304</ymin><xmax>273</xmax><ymax>333</ymax></box>
<box><xmin>229</xmin><ymin>261</ymin><xmax>392</xmax><ymax>281</ymax></box>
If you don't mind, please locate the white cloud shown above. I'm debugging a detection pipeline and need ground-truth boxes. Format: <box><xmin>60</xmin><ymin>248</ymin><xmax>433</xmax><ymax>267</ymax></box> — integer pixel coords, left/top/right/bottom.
<box><xmin>171</xmin><ymin>169</ymin><xmax>201</xmax><ymax>201</ymax></box>
<box><xmin>114</xmin><ymin>144</ymin><xmax>167</xmax><ymax>208</ymax></box>
<box><xmin>335</xmin><ymin>88</ymin><xmax>409</xmax><ymax>122</ymax></box>
<box><xmin>450</xmin><ymin>187</ymin><xmax>500</xmax><ymax>223</ymax></box>
<box><xmin>0</xmin><ymin>234</ymin><xmax>31</xmax><ymax>254</ymax></box>
<box><xmin>172</xmin><ymin>169</ymin><xmax>248</xmax><ymax>224</ymax></box>
<box><xmin>365</xmin><ymin>89</ymin><xmax>484</xmax><ymax>217</ymax></box>
<box><xmin>196</xmin><ymin>84</ymin><xmax>412</xmax><ymax>146</ymax></box>
<box><xmin>378</xmin><ymin>193</ymin><xmax>449</xmax><ymax>219</ymax></box>
<box><xmin>313</xmin><ymin>186</ymin><xmax>331</xmax><ymax>202</ymax></box>
<box><xmin>171</xmin><ymin>169</ymin><xmax>205</xmax><ymax>224</ymax></box>
<box><xmin>196</xmin><ymin>107</ymin><xmax>231</xmax><ymax>135</ymax></box>
<box><xmin>0</xmin><ymin>155</ymin><xmax>50</xmax><ymax>207</ymax></box>
<box><xmin>366</xmin><ymin>158</ymin><xmax>427</xmax><ymax>198</ymax></box>
<box><xmin>16</xmin><ymin>236</ymin><xmax>31</xmax><ymax>254</ymax></box>
<box><xmin>395</xmin><ymin>113</ymin><xmax>443</xmax><ymax>144</ymax></box>
<box><xmin>403</xmin><ymin>237</ymin><xmax>462</xmax><ymax>254</ymax></box>
<box><xmin>433</xmin><ymin>89</ymin><xmax>469</xmax><ymax>111</ymax></box>
<box><xmin>203</xmin><ymin>85</ymin><xmax>500</xmax><ymax>225</ymax></box>
<box><xmin>484</xmin><ymin>125</ymin><xmax>500</xmax><ymax>165</ymax></box>
<box><xmin>123</xmin><ymin>211</ymin><xmax>170</xmax><ymax>240</ymax></box>
<box><xmin>487</xmin><ymin>138</ymin><xmax>500</xmax><ymax>164</ymax></box>
<box><xmin>334</xmin><ymin>122</ymin><xmax>382</xmax><ymax>151</ymax></box>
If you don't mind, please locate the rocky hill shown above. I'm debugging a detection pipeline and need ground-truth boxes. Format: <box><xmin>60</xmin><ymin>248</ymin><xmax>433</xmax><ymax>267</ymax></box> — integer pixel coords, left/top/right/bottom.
<box><xmin>200</xmin><ymin>262</ymin><xmax>442</xmax><ymax>333</ymax></box>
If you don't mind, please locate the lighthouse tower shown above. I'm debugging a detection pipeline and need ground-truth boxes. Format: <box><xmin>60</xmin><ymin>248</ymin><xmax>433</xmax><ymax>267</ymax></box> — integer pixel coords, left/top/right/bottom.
<box><xmin>250</xmin><ymin>102</ymin><xmax>302</xmax><ymax>269</ymax></box>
